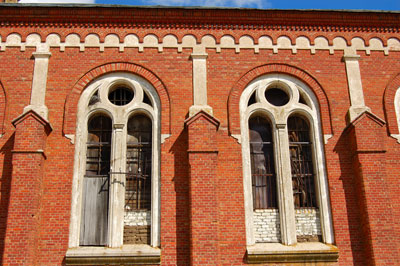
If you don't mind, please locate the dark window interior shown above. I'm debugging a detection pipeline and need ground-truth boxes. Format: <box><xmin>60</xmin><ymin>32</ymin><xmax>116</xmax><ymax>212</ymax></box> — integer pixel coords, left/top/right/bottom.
<box><xmin>249</xmin><ymin>116</ymin><xmax>278</xmax><ymax>209</ymax></box>
<box><xmin>125</xmin><ymin>115</ymin><xmax>152</xmax><ymax>211</ymax></box>
<box><xmin>288</xmin><ymin>116</ymin><xmax>317</xmax><ymax>208</ymax></box>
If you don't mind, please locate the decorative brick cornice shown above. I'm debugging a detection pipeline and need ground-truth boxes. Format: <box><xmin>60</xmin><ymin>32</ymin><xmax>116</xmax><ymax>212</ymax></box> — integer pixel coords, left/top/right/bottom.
<box><xmin>0</xmin><ymin>5</ymin><xmax>399</xmax><ymax>33</ymax></box>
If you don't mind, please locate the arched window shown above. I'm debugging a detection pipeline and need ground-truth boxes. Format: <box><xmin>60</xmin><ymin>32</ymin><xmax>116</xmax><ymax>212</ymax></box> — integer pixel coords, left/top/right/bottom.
<box><xmin>288</xmin><ymin>116</ymin><xmax>317</xmax><ymax>209</ymax></box>
<box><xmin>124</xmin><ymin>115</ymin><xmax>152</xmax><ymax>244</ymax></box>
<box><xmin>240</xmin><ymin>74</ymin><xmax>334</xmax><ymax>249</ymax></box>
<box><xmin>80</xmin><ymin>115</ymin><xmax>112</xmax><ymax>246</ymax></box>
<box><xmin>67</xmin><ymin>72</ymin><xmax>161</xmax><ymax>262</ymax></box>
<box><xmin>249</xmin><ymin>116</ymin><xmax>277</xmax><ymax>209</ymax></box>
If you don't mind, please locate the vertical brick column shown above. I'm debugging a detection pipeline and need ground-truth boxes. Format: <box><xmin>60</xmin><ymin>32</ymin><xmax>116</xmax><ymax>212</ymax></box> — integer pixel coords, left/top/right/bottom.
<box><xmin>347</xmin><ymin>112</ymin><xmax>399</xmax><ymax>265</ymax></box>
<box><xmin>185</xmin><ymin>111</ymin><xmax>220</xmax><ymax>266</ymax></box>
<box><xmin>3</xmin><ymin>110</ymin><xmax>51</xmax><ymax>266</ymax></box>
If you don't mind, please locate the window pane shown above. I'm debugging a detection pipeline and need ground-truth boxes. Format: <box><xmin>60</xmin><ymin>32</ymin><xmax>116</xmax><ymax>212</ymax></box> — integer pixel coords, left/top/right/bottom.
<box><xmin>288</xmin><ymin>116</ymin><xmax>317</xmax><ymax>208</ymax></box>
<box><xmin>80</xmin><ymin>114</ymin><xmax>112</xmax><ymax>246</ymax></box>
<box><xmin>124</xmin><ymin>115</ymin><xmax>152</xmax><ymax>245</ymax></box>
<box><xmin>86</xmin><ymin>115</ymin><xmax>112</xmax><ymax>176</ymax></box>
<box><xmin>249</xmin><ymin>116</ymin><xmax>277</xmax><ymax>209</ymax></box>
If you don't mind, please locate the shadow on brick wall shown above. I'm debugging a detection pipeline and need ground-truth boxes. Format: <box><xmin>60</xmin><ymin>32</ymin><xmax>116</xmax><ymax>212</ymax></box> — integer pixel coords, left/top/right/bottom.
<box><xmin>170</xmin><ymin>129</ymin><xmax>190</xmax><ymax>265</ymax></box>
<box><xmin>334</xmin><ymin>130</ymin><xmax>366</xmax><ymax>265</ymax></box>
<box><xmin>0</xmin><ymin>133</ymin><xmax>15</xmax><ymax>265</ymax></box>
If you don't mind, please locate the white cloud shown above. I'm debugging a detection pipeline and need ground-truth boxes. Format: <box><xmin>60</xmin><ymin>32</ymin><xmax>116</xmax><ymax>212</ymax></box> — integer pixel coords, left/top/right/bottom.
<box><xmin>143</xmin><ymin>0</ymin><xmax>271</xmax><ymax>9</ymax></box>
<box><xmin>19</xmin><ymin>0</ymin><xmax>95</xmax><ymax>3</ymax></box>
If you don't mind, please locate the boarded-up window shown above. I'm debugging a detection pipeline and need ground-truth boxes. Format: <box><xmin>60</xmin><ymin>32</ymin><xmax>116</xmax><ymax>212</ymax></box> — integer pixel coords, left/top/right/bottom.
<box><xmin>288</xmin><ymin>116</ymin><xmax>317</xmax><ymax>208</ymax></box>
<box><xmin>124</xmin><ymin>115</ymin><xmax>152</xmax><ymax>244</ymax></box>
<box><xmin>249</xmin><ymin>116</ymin><xmax>277</xmax><ymax>209</ymax></box>
<box><xmin>80</xmin><ymin>115</ymin><xmax>112</xmax><ymax>246</ymax></box>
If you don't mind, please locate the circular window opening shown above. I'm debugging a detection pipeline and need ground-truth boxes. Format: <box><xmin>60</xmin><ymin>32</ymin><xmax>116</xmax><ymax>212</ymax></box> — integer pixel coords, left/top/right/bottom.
<box><xmin>108</xmin><ymin>86</ymin><xmax>134</xmax><ymax>106</ymax></box>
<box><xmin>265</xmin><ymin>88</ymin><xmax>289</xmax><ymax>106</ymax></box>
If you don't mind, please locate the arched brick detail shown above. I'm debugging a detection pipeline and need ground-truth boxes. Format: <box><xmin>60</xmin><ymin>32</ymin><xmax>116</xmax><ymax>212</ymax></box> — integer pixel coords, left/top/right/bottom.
<box><xmin>227</xmin><ymin>64</ymin><xmax>332</xmax><ymax>136</ymax></box>
<box><xmin>0</xmin><ymin>80</ymin><xmax>6</xmax><ymax>135</ymax></box>
<box><xmin>383</xmin><ymin>73</ymin><xmax>400</xmax><ymax>135</ymax></box>
<box><xmin>63</xmin><ymin>62</ymin><xmax>171</xmax><ymax>136</ymax></box>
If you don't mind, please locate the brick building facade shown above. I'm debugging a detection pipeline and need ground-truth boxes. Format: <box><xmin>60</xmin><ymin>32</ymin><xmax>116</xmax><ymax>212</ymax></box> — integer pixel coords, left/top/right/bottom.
<box><xmin>0</xmin><ymin>2</ymin><xmax>399</xmax><ymax>266</ymax></box>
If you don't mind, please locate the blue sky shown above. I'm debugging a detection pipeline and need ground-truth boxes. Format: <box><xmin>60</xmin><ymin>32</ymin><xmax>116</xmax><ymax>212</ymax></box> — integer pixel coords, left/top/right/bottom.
<box><xmin>18</xmin><ymin>0</ymin><xmax>400</xmax><ymax>11</ymax></box>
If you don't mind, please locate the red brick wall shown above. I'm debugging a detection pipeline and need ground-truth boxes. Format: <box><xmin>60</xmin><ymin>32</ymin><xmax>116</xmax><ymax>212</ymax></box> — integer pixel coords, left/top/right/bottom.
<box><xmin>347</xmin><ymin>113</ymin><xmax>399</xmax><ymax>265</ymax></box>
<box><xmin>186</xmin><ymin>113</ymin><xmax>219</xmax><ymax>265</ymax></box>
<box><xmin>0</xmin><ymin>7</ymin><xmax>399</xmax><ymax>266</ymax></box>
<box><xmin>2</xmin><ymin>112</ymin><xmax>50</xmax><ymax>266</ymax></box>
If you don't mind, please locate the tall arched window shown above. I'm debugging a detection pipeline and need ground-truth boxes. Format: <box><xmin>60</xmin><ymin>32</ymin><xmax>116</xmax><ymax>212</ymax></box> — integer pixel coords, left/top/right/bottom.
<box><xmin>67</xmin><ymin>73</ymin><xmax>161</xmax><ymax>262</ymax></box>
<box><xmin>124</xmin><ymin>115</ymin><xmax>152</xmax><ymax>244</ymax></box>
<box><xmin>80</xmin><ymin>115</ymin><xmax>112</xmax><ymax>246</ymax></box>
<box><xmin>249</xmin><ymin>116</ymin><xmax>277</xmax><ymax>210</ymax></box>
<box><xmin>240</xmin><ymin>74</ymin><xmax>334</xmax><ymax>249</ymax></box>
<box><xmin>288</xmin><ymin>116</ymin><xmax>317</xmax><ymax>209</ymax></box>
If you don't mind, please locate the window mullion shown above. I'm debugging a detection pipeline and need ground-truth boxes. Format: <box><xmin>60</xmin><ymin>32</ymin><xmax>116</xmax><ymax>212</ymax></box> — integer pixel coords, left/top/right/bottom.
<box><xmin>275</xmin><ymin>123</ymin><xmax>297</xmax><ymax>245</ymax></box>
<box><xmin>108</xmin><ymin>123</ymin><xmax>126</xmax><ymax>248</ymax></box>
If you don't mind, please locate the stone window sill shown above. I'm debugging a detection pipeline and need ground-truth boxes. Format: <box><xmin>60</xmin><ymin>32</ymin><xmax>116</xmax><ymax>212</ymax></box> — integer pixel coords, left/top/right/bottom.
<box><xmin>246</xmin><ymin>242</ymin><xmax>339</xmax><ymax>264</ymax></box>
<box><xmin>65</xmin><ymin>245</ymin><xmax>161</xmax><ymax>265</ymax></box>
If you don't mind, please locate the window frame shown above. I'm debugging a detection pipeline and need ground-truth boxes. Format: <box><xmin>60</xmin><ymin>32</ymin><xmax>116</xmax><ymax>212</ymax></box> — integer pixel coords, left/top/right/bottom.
<box><xmin>240</xmin><ymin>74</ymin><xmax>334</xmax><ymax>248</ymax></box>
<box><xmin>395</xmin><ymin>87</ymin><xmax>400</xmax><ymax>140</ymax></box>
<box><xmin>67</xmin><ymin>72</ymin><xmax>161</xmax><ymax>257</ymax></box>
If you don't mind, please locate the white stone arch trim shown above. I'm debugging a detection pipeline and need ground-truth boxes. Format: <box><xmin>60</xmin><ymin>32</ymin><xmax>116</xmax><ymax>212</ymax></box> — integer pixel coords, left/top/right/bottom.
<box><xmin>240</xmin><ymin>73</ymin><xmax>334</xmax><ymax>246</ymax></box>
<box><xmin>286</xmin><ymin>110</ymin><xmax>334</xmax><ymax>244</ymax></box>
<box><xmin>68</xmin><ymin>72</ymin><xmax>161</xmax><ymax>250</ymax></box>
<box><xmin>393</xmin><ymin>87</ymin><xmax>400</xmax><ymax>142</ymax></box>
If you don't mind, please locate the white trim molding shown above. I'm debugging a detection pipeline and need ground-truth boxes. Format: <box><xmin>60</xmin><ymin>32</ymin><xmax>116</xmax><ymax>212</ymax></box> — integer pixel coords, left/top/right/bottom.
<box><xmin>393</xmin><ymin>87</ymin><xmax>400</xmax><ymax>143</ymax></box>
<box><xmin>68</xmin><ymin>72</ymin><xmax>161</xmax><ymax>259</ymax></box>
<box><xmin>189</xmin><ymin>52</ymin><xmax>213</xmax><ymax>117</ymax></box>
<box><xmin>23</xmin><ymin>46</ymin><xmax>51</xmax><ymax>120</ymax></box>
<box><xmin>240</xmin><ymin>74</ymin><xmax>334</xmax><ymax>249</ymax></box>
<box><xmin>343</xmin><ymin>50</ymin><xmax>371</xmax><ymax>122</ymax></box>
<box><xmin>1</xmin><ymin>32</ymin><xmax>399</xmax><ymax>55</ymax></box>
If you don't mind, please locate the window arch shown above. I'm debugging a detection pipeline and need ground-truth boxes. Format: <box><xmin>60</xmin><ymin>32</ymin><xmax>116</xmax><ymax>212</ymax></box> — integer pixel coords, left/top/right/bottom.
<box><xmin>68</xmin><ymin>72</ymin><xmax>161</xmax><ymax>256</ymax></box>
<box><xmin>394</xmin><ymin>87</ymin><xmax>400</xmax><ymax>142</ymax></box>
<box><xmin>240</xmin><ymin>74</ymin><xmax>333</xmax><ymax>247</ymax></box>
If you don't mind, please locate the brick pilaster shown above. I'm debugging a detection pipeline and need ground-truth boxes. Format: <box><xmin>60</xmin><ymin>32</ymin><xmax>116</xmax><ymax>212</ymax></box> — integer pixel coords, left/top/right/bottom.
<box><xmin>3</xmin><ymin>110</ymin><xmax>51</xmax><ymax>266</ymax></box>
<box><xmin>185</xmin><ymin>111</ymin><xmax>220</xmax><ymax>266</ymax></box>
<box><xmin>347</xmin><ymin>111</ymin><xmax>399</xmax><ymax>266</ymax></box>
